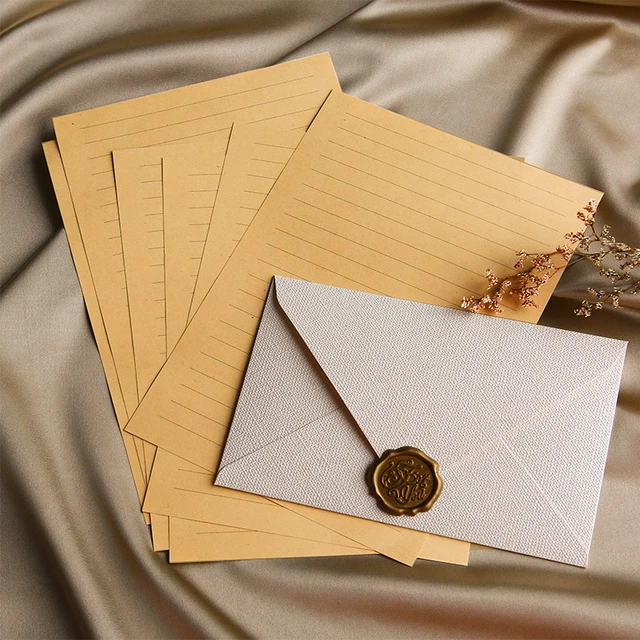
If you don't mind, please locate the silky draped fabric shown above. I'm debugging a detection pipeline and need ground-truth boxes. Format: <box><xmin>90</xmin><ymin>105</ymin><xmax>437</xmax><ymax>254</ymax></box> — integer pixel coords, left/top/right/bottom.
<box><xmin>1</xmin><ymin>1</ymin><xmax>639</xmax><ymax>638</ymax></box>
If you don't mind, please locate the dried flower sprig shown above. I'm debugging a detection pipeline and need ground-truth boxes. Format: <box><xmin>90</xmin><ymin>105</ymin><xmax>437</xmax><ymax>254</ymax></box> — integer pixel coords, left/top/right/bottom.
<box><xmin>460</xmin><ymin>199</ymin><xmax>626</xmax><ymax>315</ymax></box>
<box><xmin>460</xmin><ymin>248</ymin><xmax>571</xmax><ymax>314</ymax></box>
<box><xmin>571</xmin><ymin>214</ymin><xmax>640</xmax><ymax>317</ymax></box>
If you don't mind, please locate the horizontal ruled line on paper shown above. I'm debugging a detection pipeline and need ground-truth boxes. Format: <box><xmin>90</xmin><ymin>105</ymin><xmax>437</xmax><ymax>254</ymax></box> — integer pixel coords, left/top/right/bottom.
<box><xmin>255</xmin><ymin>258</ymin><xmax>299</xmax><ymax>279</ymax></box>
<box><xmin>85</xmin><ymin>90</ymin><xmax>321</xmax><ymax>144</ymax></box>
<box><xmin>247</xmin><ymin>272</ymin><xmax>270</xmax><ymax>284</ymax></box>
<box><xmin>344</xmin><ymin>111</ymin><xmax>574</xmax><ymax>202</ymax></box>
<box><xmin>248</xmin><ymin>104</ymin><xmax>319</xmax><ymax>124</ymax></box>
<box><xmin>255</xmin><ymin>141</ymin><xmax>298</xmax><ymax>150</ymax></box>
<box><xmin>229</xmin><ymin>303</ymin><xmax>257</xmax><ymax>317</ymax></box>
<box><xmin>260</xmin><ymin>248</ymin><xmax>383</xmax><ymax>295</ymax></box>
<box><xmin>139</xmin><ymin>126</ymin><xmax>229</xmax><ymax>147</ymax></box>
<box><xmin>219</xmin><ymin>319</ymin><xmax>254</xmax><ymax>337</ymax></box>
<box><xmin>180</xmin><ymin>383</ymin><xmax>234</xmax><ymax>409</ymax></box>
<box><xmin>249</xmin><ymin>157</ymin><xmax>287</xmax><ymax>165</ymax></box>
<box><xmin>175</xmin><ymin>487</ymin><xmax>272</xmax><ymax>504</ymax></box>
<box><xmin>171</xmin><ymin>399</ymin><xmax>229</xmax><ymax>428</ymax></box>
<box><xmin>158</xmin><ymin>415</ymin><xmax>222</xmax><ymax>445</ymax></box>
<box><xmin>200</xmin><ymin>351</ymin><xmax>244</xmax><ymax>373</ymax></box>
<box><xmin>239</xmin><ymin>288</ymin><xmax>265</xmax><ymax>302</ymax></box>
<box><xmin>78</xmin><ymin>74</ymin><xmax>316</xmax><ymax>129</ymax></box>
<box><xmin>177</xmin><ymin>468</ymin><xmax>213</xmax><ymax>477</ymax></box>
<box><xmin>209</xmin><ymin>336</ymin><xmax>250</xmax><ymax>355</ymax></box>
<box><xmin>190</xmin><ymin>367</ymin><xmax>239</xmax><ymax>391</ymax></box>
<box><xmin>334</xmin><ymin>127</ymin><xmax>565</xmax><ymax>218</ymax></box>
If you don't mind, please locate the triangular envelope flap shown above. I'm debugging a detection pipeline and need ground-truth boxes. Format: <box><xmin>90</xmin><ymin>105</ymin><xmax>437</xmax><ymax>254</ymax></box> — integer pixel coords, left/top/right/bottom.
<box><xmin>273</xmin><ymin>276</ymin><xmax>627</xmax><ymax>466</ymax></box>
<box><xmin>218</xmin><ymin>281</ymin><xmax>366</xmax><ymax>471</ymax></box>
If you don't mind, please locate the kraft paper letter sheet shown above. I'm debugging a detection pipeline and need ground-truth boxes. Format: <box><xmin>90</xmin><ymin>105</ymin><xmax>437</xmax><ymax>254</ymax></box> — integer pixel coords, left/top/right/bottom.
<box><xmin>42</xmin><ymin>141</ymin><xmax>148</xmax><ymax>511</ymax></box>
<box><xmin>189</xmin><ymin>127</ymin><xmax>305</xmax><ymax>319</ymax></box>
<box><xmin>216</xmin><ymin>277</ymin><xmax>627</xmax><ymax>565</ymax></box>
<box><xmin>192</xmin><ymin>126</ymin><xmax>528</xmax><ymax>324</ymax></box>
<box><xmin>128</xmin><ymin>91</ymin><xmax>601</xmax><ymax>561</ymax></box>
<box><xmin>168</xmin><ymin>518</ymin><xmax>374</xmax><ymax>564</ymax></box>
<box><xmin>187</xmin><ymin>124</ymin><xmax>524</xmax><ymax>323</ymax></box>
<box><xmin>113</xmin><ymin>135</ymin><xmax>229</xmax><ymax>394</ymax></box>
<box><xmin>162</xmin><ymin>140</ymin><xmax>229</xmax><ymax>351</ymax></box>
<box><xmin>126</xmin><ymin>90</ymin><xmax>602</xmax><ymax>468</ymax></box>
<box><xmin>138</xmin><ymin>121</ymin><xmax>459</xmax><ymax>565</ymax></box>
<box><xmin>52</xmin><ymin>53</ymin><xmax>340</xmax><ymax>425</ymax></box>
<box><xmin>144</xmin><ymin>449</ymin><xmax>446</xmax><ymax>566</ymax></box>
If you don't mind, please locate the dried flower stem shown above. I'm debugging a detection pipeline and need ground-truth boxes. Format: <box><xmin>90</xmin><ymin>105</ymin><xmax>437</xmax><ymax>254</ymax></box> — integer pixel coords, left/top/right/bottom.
<box><xmin>572</xmin><ymin>216</ymin><xmax>640</xmax><ymax>316</ymax></box>
<box><xmin>461</xmin><ymin>199</ymin><xmax>611</xmax><ymax>315</ymax></box>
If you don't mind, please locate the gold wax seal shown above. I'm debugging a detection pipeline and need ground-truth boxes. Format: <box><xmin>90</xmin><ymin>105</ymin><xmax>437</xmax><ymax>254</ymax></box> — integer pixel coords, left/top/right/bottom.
<box><xmin>368</xmin><ymin>446</ymin><xmax>442</xmax><ymax>516</ymax></box>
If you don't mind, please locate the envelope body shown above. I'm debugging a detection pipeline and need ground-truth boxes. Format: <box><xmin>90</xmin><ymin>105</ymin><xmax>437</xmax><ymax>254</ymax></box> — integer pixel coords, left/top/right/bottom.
<box><xmin>216</xmin><ymin>277</ymin><xmax>627</xmax><ymax>566</ymax></box>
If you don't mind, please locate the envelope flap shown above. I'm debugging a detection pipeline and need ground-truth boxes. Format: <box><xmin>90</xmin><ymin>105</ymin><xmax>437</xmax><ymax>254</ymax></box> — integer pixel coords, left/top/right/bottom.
<box><xmin>273</xmin><ymin>276</ymin><xmax>627</xmax><ymax>462</ymax></box>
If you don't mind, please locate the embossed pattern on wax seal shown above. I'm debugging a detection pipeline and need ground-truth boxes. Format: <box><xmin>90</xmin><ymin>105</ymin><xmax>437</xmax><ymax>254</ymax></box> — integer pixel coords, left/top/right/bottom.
<box><xmin>368</xmin><ymin>447</ymin><xmax>443</xmax><ymax>516</ymax></box>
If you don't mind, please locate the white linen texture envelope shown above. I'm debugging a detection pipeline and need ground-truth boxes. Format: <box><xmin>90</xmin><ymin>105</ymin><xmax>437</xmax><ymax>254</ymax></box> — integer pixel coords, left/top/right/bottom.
<box><xmin>215</xmin><ymin>277</ymin><xmax>627</xmax><ymax>567</ymax></box>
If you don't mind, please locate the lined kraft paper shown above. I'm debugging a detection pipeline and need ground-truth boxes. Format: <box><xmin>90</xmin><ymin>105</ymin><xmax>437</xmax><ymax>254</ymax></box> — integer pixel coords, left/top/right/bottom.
<box><xmin>142</xmin><ymin>120</ymin><xmax>460</xmax><ymax>565</ymax></box>
<box><xmin>126</xmin><ymin>91</ymin><xmax>601</xmax><ymax>555</ymax></box>
<box><xmin>144</xmin><ymin>449</ymin><xmax>429</xmax><ymax>566</ymax></box>
<box><xmin>191</xmin><ymin>127</ymin><xmax>526</xmax><ymax>323</ymax></box>
<box><xmin>189</xmin><ymin>127</ymin><xmax>304</xmax><ymax>320</ymax></box>
<box><xmin>126</xmin><ymin>90</ymin><xmax>602</xmax><ymax>471</ymax></box>
<box><xmin>113</xmin><ymin>134</ymin><xmax>230</xmax><ymax>395</ymax></box>
<box><xmin>42</xmin><ymin>141</ymin><xmax>149</xmax><ymax>515</ymax></box>
<box><xmin>53</xmin><ymin>53</ymin><xmax>340</xmax><ymax>424</ymax></box>
<box><xmin>162</xmin><ymin>140</ymin><xmax>229</xmax><ymax>352</ymax></box>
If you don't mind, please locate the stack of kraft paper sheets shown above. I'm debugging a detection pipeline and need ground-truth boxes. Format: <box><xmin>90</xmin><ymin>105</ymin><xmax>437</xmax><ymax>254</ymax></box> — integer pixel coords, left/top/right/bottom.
<box><xmin>43</xmin><ymin>53</ymin><xmax>611</xmax><ymax>566</ymax></box>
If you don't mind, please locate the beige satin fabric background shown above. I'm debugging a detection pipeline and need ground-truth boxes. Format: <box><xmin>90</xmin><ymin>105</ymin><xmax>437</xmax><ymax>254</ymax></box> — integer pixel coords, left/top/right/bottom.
<box><xmin>1</xmin><ymin>1</ymin><xmax>639</xmax><ymax>638</ymax></box>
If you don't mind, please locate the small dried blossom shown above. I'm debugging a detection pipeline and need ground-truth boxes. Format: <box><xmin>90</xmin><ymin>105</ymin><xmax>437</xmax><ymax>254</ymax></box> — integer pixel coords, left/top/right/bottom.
<box><xmin>461</xmin><ymin>243</ymin><xmax>571</xmax><ymax>314</ymax></box>
<box><xmin>570</xmin><ymin>203</ymin><xmax>640</xmax><ymax>316</ymax></box>
<box><xmin>461</xmin><ymin>198</ymin><xmax>639</xmax><ymax>316</ymax></box>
